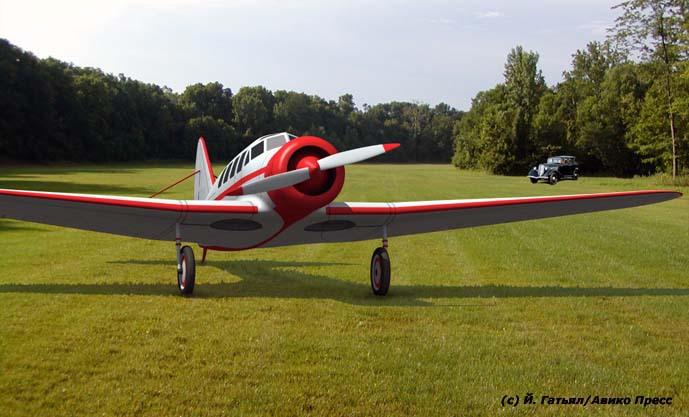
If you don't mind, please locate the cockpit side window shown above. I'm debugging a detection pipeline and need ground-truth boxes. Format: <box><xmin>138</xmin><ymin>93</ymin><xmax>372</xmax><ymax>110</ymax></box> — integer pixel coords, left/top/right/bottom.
<box><xmin>266</xmin><ymin>135</ymin><xmax>286</xmax><ymax>151</ymax></box>
<box><xmin>222</xmin><ymin>162</ymin><xmax>231</xmax><ymax>182</ymax></box>
<box><xmin>230</xmin><ymin>158</ymin><xmax>238</xmax><ymax>178</ymax></box>
<box><xmin>251</xmin><ymin>142</ymin><xmax>264</xmax><ymax>159</ymax></box>
<box><xmin>236</xmin><ymin>151</ymin><xmax>247</xmax><ymax>175</ymax></box>
<box><xmin>217</xmin><ymin>167</ymin><xmax>226</xmax><ymax>186</ymax></box>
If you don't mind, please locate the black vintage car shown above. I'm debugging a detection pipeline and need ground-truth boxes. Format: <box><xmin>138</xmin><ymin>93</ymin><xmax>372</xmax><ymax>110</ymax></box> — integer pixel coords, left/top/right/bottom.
<box><xmin>528</xmin><ymin>156</ymin><xmax>579</xmax><ymax>185</ymax></box>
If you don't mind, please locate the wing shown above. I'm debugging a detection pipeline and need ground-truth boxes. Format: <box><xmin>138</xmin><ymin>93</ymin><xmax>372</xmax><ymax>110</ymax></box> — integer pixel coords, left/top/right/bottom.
<box><xmin>265</xmin><ymin>190</ymin><xmax>682</xmax><ymax>246</ymax></box>
<box><xmin>0</xmin><ymin>189</ymin><xmax>256</xmax><ymax>241</ymax></box>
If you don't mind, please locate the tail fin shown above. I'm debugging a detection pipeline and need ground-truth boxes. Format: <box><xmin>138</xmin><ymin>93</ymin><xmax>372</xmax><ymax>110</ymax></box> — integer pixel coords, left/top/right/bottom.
<box><xmin>194</xmin><ymin>137</ymin><xmax>215</xmax><ymax>200</ymax></box>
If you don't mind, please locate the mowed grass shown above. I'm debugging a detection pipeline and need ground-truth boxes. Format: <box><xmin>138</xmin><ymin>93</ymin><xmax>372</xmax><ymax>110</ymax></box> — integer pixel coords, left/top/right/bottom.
<box><xmin>1</xmin><ymin>163</ymin><xmax>688</xmax><ymax>417</ymax></box>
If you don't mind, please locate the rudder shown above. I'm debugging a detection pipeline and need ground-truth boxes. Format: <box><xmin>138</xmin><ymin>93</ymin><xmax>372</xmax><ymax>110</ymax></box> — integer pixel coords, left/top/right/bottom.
<box><xmin>194</xmin><ymin>137</ymin><xmax>215</xmax><ymax>200</ymax></box>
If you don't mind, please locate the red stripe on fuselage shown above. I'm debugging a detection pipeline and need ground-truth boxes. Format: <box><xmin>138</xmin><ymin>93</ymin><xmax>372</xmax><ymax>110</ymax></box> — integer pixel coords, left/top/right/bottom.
<box><xmin>214</xmin><ymin>168</ymin><xmax>267</xmax><ymax>200</ymax></box>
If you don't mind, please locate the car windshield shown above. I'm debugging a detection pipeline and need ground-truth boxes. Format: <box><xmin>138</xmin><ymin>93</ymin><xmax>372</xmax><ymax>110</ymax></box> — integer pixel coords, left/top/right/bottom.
<box><xmin>547</xmin><ymin>157</ymin><xmax>562</xmax><ymax>164</ymax></box>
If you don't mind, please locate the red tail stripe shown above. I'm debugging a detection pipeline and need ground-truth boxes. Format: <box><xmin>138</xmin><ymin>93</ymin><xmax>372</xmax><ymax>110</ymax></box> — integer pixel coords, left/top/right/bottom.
<box><xmin>199</xmin><ymin>137</ymin><xmax>215</xmax><ymax>185</ymax></box>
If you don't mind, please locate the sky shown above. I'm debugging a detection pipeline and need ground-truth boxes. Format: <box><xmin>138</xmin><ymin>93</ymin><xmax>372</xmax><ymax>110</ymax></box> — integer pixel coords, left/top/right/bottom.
<box><xmin>0</xmin><ymin>0</ymin><xmax>620</xmax><ymax>110</ymax></box>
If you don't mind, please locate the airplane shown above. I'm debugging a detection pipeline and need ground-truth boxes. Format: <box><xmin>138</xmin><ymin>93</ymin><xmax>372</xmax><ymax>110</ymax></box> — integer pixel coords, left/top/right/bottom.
<box><xmin>0</xmin><ymin>132</ymin><xmax>682</xmax><ymax>296</ymax></box>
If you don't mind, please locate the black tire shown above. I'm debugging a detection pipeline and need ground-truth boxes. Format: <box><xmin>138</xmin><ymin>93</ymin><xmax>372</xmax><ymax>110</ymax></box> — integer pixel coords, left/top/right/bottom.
<box><xmin>177</xmin><ymin>245</ymin><xmax>196</xmax><ymax>296</ymax></box>
<box><xmin>573</xmin><ymin>169</ymin><xmax>579</xmax><ymax>180</ymax></box>
<box><xmin>529</xmin><ymin>178</ymin><xmax>538</xmax><ymax>184</ymax></box>
<box><xmin>370</xmin><ymin>247</ymin><xmax>391</xmax><ymax>296</ymax></box>
<box><xmin>548</xmin><ymin>173</ymin><xmax>559</xmax><ymax>185</ymax></box>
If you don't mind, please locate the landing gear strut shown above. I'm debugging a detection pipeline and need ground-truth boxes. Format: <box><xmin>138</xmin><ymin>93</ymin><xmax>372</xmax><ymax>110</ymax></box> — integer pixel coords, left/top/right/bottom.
<box><xmin>370</xmin><ymin>225</ymin><xmax>391</xmax><ymax>296</ymax></box>
<box><xmin>175</xmin><ymin>224</ymin><xmax>196</xmax><ymax>296</ymax></box>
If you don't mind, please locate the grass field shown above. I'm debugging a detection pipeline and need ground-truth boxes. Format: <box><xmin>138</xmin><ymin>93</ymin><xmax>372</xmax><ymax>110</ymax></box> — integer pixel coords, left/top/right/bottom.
<box><xmin>1</xmin><ymin>163</ymin><xmax>688</xmax><ymax>417</ymax></box>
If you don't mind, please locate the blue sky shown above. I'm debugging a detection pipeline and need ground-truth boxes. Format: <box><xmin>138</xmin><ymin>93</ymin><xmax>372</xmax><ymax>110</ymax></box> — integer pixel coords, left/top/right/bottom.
<box><xmin>0</xmin><ymin>0</ymin><xmax>619</xmax><ymax>110</ymax></box>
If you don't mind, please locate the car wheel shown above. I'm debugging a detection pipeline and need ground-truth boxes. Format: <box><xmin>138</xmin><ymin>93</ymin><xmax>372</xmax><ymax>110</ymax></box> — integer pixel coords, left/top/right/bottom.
<box><xmin>529</xmin><ymin>178</ymin><xmax>538</xmax><ymax>184</ymax></box>
<box><xmin>573</xmin><ymin>169</ymin><xmax>579</xmax><ymax>180</ymax></box>
<box><xmin>548</xmin><ymin>173</ymin><xmax>558</xmax><ymax>185</ymax></box>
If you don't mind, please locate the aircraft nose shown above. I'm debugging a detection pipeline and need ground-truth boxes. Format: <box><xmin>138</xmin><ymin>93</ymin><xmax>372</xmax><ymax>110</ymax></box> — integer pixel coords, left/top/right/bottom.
<box><xmin>294</xmin><ymin>154</ymin><xmax>330</xmax><ymax>195</ymax></box>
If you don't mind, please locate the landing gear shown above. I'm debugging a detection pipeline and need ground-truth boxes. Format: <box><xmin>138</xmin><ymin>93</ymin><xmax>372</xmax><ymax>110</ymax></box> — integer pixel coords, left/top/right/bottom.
<box><xmin>370</xmin><ymin>225</ymin><xmax>391</xmax><ymax>296</ymax></box>
<box><xmin>370</xmin><ymin>247</ymin><xmax>391</xmax><ymax>296</ymax></box>
<box><xmin>175</xmin><ymin>224</ymin><xmax>195</xmax><ymax>296</ymax></box>
<box><xmin>178</xmin><ymin>246</ymin><xmax>196</xmax><ymax>295</ymax></box>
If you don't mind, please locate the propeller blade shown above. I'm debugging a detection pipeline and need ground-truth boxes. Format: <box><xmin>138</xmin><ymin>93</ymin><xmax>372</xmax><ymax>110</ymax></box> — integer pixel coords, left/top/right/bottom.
<box><xmin>317</xmin><ymin>143</ymin><xmax>399</xmax><ymax>171</ymax></box>
<box><xmin>236</xmin><ymin>168</ymin><xmax>310</xmax><ymax>195</ymax></box>
<box><xmin>228</xmin><ymin>142</ymin><xmax>400</xmax><ymax>196</ymax></box>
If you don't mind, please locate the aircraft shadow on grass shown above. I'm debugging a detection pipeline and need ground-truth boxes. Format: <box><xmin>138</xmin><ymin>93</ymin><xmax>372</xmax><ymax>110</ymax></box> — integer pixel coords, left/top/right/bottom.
<box><xmin>1</xmin><ymin>259</ymin><xmax>688</xmax><ymax>307</ymax></box>
<box><xmin>0</xmin><ymin>219</ymin><xmax>49</xmax><ymax>232</ymax></box>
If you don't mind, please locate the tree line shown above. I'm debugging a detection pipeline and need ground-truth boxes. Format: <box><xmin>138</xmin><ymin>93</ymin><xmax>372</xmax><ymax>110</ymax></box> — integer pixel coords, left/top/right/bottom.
<box><xmin>2</xmin><ymin>1</ymin><xmax>686</xmax><ymax>177</ymax></box>
<box><xmin>453</xmin><ymin>0</ymin><xmax>689</xmax><ymax>177</ymax></box>
<box><xmin>0</xmin><ymin>38</ymin><xmax>461</xmax><ymax>164</ymax></box>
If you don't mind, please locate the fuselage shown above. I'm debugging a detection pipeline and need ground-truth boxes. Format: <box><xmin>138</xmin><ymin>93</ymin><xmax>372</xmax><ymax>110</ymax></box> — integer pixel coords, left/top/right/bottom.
<box><xmin>197</xmin><ymin>132</ymin><xmax>345</xmax><ymax>251</ymax></box>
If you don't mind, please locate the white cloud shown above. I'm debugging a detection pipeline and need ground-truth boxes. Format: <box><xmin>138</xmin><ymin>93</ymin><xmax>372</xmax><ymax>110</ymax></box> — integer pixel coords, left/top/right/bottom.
<box><xmin>475</xmin><ymin>11</ymin><xmax>505</xmax><ymax>19</ymax></box>
<box><xmin>577</xmin><ymin>20</ymin><xmax>610</xmax><ymax>36</ymax></box>
<box><xmin>427</xmin><ymin>17</ymin><xmax>454</xmax><ymax>25</ymax></box>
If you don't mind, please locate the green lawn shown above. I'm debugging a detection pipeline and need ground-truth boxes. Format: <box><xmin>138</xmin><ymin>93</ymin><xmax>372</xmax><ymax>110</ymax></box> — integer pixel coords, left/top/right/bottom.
<box><xmin>1</xmin><ymin>164</ymin><xmax>688</xmax><ymax>417</ymax></box>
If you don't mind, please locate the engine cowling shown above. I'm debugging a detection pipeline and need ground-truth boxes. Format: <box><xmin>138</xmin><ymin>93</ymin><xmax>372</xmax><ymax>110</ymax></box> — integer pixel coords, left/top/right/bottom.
<box><xmin>265</xmin><ymin>136</ymin><xmax>345</xmax><ymax>224</ymax></box>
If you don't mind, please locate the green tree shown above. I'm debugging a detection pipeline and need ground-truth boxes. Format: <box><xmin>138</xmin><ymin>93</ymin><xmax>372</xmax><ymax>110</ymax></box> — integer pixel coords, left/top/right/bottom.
<box><xmin>232</xmin><ymin>86</ymin><xmax>275</xmax><ymax>141</ymax></box>
<box><xmin>337</xmin><ymin>94</ymin><xmax>355</xmax><ymax>117</ymax></box>
<box><xmin>428</xmin><ymin>103</ymin><xmax>462</xmax><ymax>163</ymax></box>
<box><xmin>273</xmin><ymin>90</ymin><xmax>319</xmax><ymax>133</ymax></box>
<box><xmin>453</xmin><ymin>85</ymin><xmax>514</xmax><ymax>172</ymax></box>
<box><xmin>402</xmin><ymin>102</ymin><xmax>431</xmax><ymax>162</ymax></box>
<box><xmin>479</xmin><ymin>105</ymin><xmax>518</xmax><ymax>174</ymax></box>
<box><xmin>0</xmin><ymin>38</ymin><xmax>474</xmax><ymax>164</ymax></box>
<box><xmin>503</xmin><ymin>46</ymin><xmax>547</xmax><ymax>169</ymax></box>
<box><xmin>531</xmin><ymin>90</ymin><xmax>568</xmax><ymax>161</ymax></box>
<box><xmin>72</xmin><ymin>70</ymin><xmax>117</xmax><ymax>160</ymax></box>
<box><xmin>185</xmin><ymin>116</ymin><xmax>238</xmax><ymax>159</ymax></box>
<box><xmin>558</xmin><ymin>41</ymin><xmax>636</xmax><ymax>173</ymax></box>
<box><xmin>179</xmin><ymin>82</ymin><xmax>233</xmax><ymax>122</ymax></box>
<box><xmin>628</xmin><ymin>61</ymin><xmax>689</xmax><ymax>173</ymax></box>
<box><xmin>610</xmin><ymin>0</ymin><xmax>689</xmax><ymax>176</ymax></box>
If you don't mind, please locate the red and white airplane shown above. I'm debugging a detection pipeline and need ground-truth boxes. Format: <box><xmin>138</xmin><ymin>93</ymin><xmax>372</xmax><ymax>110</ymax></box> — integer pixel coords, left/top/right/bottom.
<box><xmin>0</xmin><ymin>133</ymin><xmax>682</xmax><ymax>296</ymax></box>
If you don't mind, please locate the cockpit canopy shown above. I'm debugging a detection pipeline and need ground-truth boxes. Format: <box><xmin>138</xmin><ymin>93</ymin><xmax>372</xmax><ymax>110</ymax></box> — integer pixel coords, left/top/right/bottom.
<box><xmin>215</xmin><ymin>132</ymin><xmax>297</xmax><ymax>188</ymax></box>
<box><xmin>259</xmin><ymin>132</ymin><xmax>297</xmax><ymax>152</ymax></box>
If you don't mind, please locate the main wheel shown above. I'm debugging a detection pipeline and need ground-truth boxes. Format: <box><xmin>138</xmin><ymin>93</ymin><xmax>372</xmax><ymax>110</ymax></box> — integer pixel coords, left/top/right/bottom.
<box><xmin>370</xmin><ymin>247</ymin><xmax>391</xmax><ymax>296</ymax></box>
<box><xmin>177</xmin><ymin>245</ymin><xmax>196</xmax><ymax>296</ymax></box>
<box><xmin>548</xmin><ymin>173</ymin><xmax>559</xmax><ymax>185</ymax></box>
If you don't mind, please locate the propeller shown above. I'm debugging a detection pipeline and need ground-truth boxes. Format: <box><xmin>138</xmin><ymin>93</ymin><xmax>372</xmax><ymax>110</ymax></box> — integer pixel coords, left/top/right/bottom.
<box><xmin>318</xmin><ymin>143</ymin><xmax>399</xmax><ymax>170</ymax></box>
<box><xmin>229</xmin><ymin>143</ymin><xmax>399</xmax><ymax>196</ymax></box>
<box><xmin>241</xmin><ymin>167</ymin><xmax>311</xmax><ymax>195</ymax></box>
